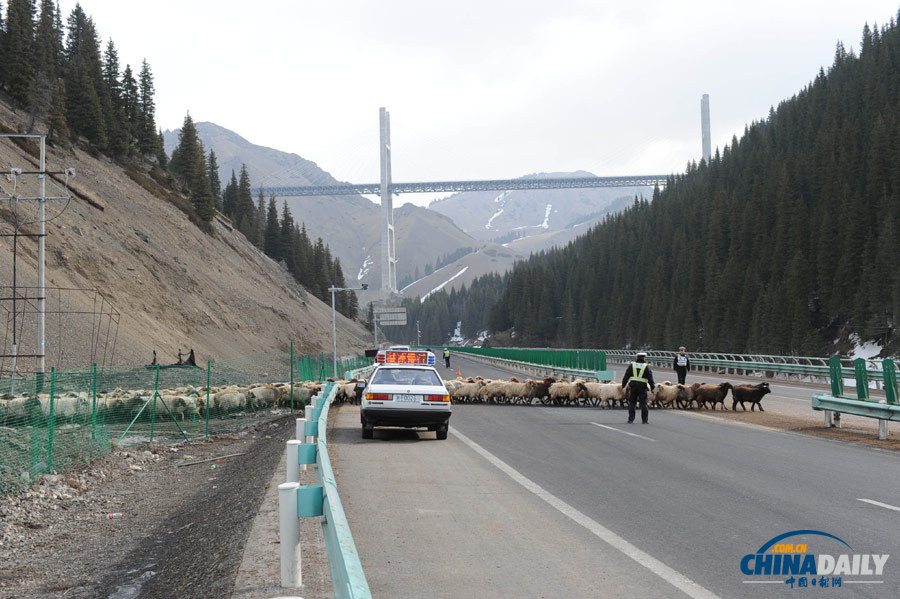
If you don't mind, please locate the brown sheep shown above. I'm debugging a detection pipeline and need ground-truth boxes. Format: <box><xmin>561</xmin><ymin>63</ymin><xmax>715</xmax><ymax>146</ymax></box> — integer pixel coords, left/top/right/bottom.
<box><xmin>693</xmin><ymin>382</ymin><xmax>733</xmax><ymax>410</ymax></box>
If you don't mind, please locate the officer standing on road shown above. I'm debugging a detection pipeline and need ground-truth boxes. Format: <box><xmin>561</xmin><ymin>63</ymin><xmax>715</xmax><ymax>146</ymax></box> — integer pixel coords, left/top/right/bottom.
<box><xmin>444</xmin><ymin>348</ymin><xmax>451</xmax><ymax>369</ymax></box>
<box><xmin>674</xmin><ymin>346</ymin><xmax>690</xmax><ymax>384</ymax></box>
<box><xmin>622</xmin><ymin>352</ymin><xmax>655</xmax><ymax>424</ymax></box>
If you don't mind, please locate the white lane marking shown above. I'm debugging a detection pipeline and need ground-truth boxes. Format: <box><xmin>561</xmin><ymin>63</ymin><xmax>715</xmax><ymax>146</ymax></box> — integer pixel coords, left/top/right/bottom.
<box><xmin>857</xmin><ymin>498</ymin><xmax>900</xmax><ymax>512</ymax></box>
<box><xmin>591</xmin><ymin>422</ymin><xmax>657</xmax><ymax>442</ymax></box>
<box><xmin>450</xmin><ymin>428</ymin><xmax>720</xmax><ymax>599</ymax></box>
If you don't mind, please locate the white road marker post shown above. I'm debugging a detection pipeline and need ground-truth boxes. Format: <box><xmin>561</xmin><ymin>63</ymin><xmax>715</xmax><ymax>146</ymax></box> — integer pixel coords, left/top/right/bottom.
<box><xmin>296</xmin><ymin>418</ymin><xmax>308</xmax><ymax>471</ymax></box>
<box><xmin>278</xmin><ymin>482</ymin><xmax>301</xmax><ymax>588</ymax></box>
<box><xmin>286</xmin><ymin>440</ymin><xmax>301</xmax><ymax>482</ymax></box>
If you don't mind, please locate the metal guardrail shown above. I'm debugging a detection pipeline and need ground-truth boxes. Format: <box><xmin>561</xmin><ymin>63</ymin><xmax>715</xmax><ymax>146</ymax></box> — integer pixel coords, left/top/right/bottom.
<box><xmin>280</xmin><ymin>366</ymin><xmax>375</xmax><ymax>598</ymax></box>
<box><xmin>810</xmin><ymin>357</ymin><xmax>898</xmax><ymax>440</ymax></box>
<box><xmin>317</xmin><ymin>379</ymin><xmax>372</xmax><ymax>598</ymax></box>
<box><xmin>601</xmin><ymin>349</ymin><xmax>897</xmax><ymax>384</ymax></box>
<box><xmin>450</xmin><ymin>351</ymin><xmax>614</xmax><ymax>382</ymax></box>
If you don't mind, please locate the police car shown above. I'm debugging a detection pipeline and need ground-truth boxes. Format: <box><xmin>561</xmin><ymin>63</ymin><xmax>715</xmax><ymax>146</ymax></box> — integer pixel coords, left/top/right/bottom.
<box><xmin>361</xmin><ymin>349</ymin><xmax>451</xmax><ymax>440</ymax></box>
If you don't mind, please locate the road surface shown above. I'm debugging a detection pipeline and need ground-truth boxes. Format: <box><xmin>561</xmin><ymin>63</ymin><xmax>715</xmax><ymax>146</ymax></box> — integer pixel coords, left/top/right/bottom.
<box><xmin>330</xmin><ymin>356</ymin><xmax>899</xmax><ymax>598</ymax></box>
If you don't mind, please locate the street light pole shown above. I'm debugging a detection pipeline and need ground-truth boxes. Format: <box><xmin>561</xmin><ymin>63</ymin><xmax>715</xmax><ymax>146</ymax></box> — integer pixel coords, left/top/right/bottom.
<box><xmin>328</xmin><ymin>284</ymin><xmax>367</xmax><ymax>379</ymax></box>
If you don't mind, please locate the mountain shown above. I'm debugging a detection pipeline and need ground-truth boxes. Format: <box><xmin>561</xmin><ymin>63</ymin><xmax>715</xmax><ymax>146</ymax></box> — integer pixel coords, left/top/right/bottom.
<box><xmin>428</xmin><ymin>172</ymin><xmax>651</xmax><ymax>249</ymax></box>
<box><xmin>488</xmin><ymin>19</ymin><xmax>900</xmax><ymax>356</ymax></box>
<box><xmin>1</xmin><ymin>103</ymin><xmax>370</xmax><ymax>372</ymax></box>
<box><xmin>164</xmin><ymin>123</ymin><xmax>494</xmax><ymax>302</ymax></box>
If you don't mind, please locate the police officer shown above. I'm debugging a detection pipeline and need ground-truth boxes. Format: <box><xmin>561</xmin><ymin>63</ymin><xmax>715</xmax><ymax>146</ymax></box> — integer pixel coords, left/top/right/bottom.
<box><xmin>673</xmin><ymin>346</ymin><xmax>690</xmax><ymax>384</ymax></box>
<box><xmin>622</xmin><ymin>352</ymin><xmax>655</xmax><ymax>424</ymax></box>
<box><xmin>443</xmin><ymin>348</ymin><xmax>451</xmax><ymax>369</ymax></box>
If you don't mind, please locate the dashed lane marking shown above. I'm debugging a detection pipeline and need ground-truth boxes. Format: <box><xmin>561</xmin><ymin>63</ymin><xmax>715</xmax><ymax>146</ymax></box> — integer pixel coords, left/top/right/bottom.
<box><xmin>857</xmin><ymin>498</ymin><xmax>900</xmax><ymax>512</ymax></box>
<box><xmin>591</xmin><ymin>421</ymin><xmax>657</xmax><ymax>442</ymax></box>
<box><xmin>450</xmin><ymin>427</ymin><xmax>720</xmax><ymax>599</ymax></box>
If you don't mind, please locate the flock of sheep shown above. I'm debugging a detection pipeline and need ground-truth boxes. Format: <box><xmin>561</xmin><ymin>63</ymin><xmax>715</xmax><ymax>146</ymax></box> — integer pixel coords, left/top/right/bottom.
<box><xmin>442</xmin><ymin>376</ymin><xmax>772</xmax><ymax>411</ymax></box>
<box><xmin>0</xmin><ymin>373</ymin><xmax>774</xmax><ymax>426</ymax></box>
<box><xmin>0</xmin><ymin>381</ymin><xmax>324</xmax><ymax>426</ymax></box>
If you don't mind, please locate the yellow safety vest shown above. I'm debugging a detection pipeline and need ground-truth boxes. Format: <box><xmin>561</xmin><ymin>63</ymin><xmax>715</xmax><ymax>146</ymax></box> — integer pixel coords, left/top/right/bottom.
<box><xmin>630</xmin><ymin>362</ymin><xmax>648</xmax><ymax>384</ymax></box>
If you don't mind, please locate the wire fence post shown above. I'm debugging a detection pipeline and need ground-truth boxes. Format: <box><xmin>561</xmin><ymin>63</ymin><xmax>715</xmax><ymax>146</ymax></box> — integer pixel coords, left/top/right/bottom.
<box><xmin>149</xmin><ymin>364</ymin><xmax>159</xmax><ymax>444</ymax></box>
<box><xmin>206</xmin><ymin>360</ymin><xmax>211</xmax><ymax>439</ymax></box>
<box><xmin>47</xmin><ymin>367</ymin><xmax>55</xmax><ymax>473</ymax></box>
<box><xmin>91</xmin><ymin>363</ymin><xmax>98</xmax><ymax>440</ymax></box>
<box><xmin>290</xmin><ymin>342</ymin><xmax>295</xmax><ymax>412</ymax></box>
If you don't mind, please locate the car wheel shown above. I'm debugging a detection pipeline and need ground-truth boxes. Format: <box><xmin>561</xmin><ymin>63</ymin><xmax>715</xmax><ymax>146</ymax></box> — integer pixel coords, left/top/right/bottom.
<box><xmin>362</xmin><ymin>423</ymin><xmax>374</xmax><ymax>439</ymax></box>
<box><xmin>436</xmin><ymin>425</ymin><xmax>448</xmax><ymax>440</ymax></box>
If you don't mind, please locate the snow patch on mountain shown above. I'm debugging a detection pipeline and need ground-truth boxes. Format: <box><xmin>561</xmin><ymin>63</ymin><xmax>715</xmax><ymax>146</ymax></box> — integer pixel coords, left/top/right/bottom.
<box><xmin>486</xmin><ymin>191</ymin><xmax>511</xmax><ymax>230</ymax></box>
<box><xmin>357</xmin><ymin>255</ymin><xmax>373</xmax><ymax>281</ymax></box>
<box><xmin>541</xmin><ymin>204</ymin><xmax>552</xmax><ymax>229</ymax></box>
<box><xmin>421</xmin><ymin>266</ymin><xmax>470</xmax><ymax>302</ymax></box>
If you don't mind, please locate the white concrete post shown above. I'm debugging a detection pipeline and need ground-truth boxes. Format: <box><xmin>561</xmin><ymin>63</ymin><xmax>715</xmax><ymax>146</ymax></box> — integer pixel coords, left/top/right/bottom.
<box><xmin>879</xmin><ymin>420</ymin><xmax>888</xmax><ymax>440</ymax></box>
<box><xmin>286</xmin><ymin>440</ymin><xmax>301</xmax><ymax>482</ymax></box>
<box><xmin>278</xmin><ymin>482</ymin><xmax>301</xmax><ymax>588</ymax></box>
<box><xmin>296</xmin><ymin>417</ymin><xmax>306</xmax><ymax>441</ymax></box>
<box><xmin>825</xmin><ymin>410</ymin><xmax>833</xmax><ymax>427</ymax></box>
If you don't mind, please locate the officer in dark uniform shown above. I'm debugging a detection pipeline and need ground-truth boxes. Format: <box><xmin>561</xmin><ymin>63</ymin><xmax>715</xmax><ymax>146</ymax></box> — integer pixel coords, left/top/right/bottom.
<box><xmin>673</xmin><ymin>346</ymin><xmax>690</xmax><ymax>384</ymax></box>
<box><xmin>622</xmin><ymin>352</ymin><xmax>655</xmax><ymax>424</ymax></box>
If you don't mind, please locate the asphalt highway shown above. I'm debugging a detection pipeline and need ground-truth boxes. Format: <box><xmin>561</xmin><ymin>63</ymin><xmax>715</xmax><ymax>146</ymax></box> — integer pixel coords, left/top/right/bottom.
<box><xmin>331</xmin><ymin>355</ymin><xmax>900</xmax><ymax>598</ymax></box>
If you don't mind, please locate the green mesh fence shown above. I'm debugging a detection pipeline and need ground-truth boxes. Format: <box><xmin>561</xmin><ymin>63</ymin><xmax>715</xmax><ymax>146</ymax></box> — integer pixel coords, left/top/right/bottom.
<box><xmin>450</xmin><ymin>347</ymin><xmax>607</xmax><ymax>371</ymax></box>
<box><xmin>0</xmin><ymin>347</ymin><xmax>373</xmax><ymax>497</ymax></box>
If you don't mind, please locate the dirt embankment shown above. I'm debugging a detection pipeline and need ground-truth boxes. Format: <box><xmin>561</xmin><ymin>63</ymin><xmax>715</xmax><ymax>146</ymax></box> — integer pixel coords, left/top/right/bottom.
<box><xmin>0</xmin><ymin>415</ymin><xmax>297</xmax><ymax>598</ymax></box>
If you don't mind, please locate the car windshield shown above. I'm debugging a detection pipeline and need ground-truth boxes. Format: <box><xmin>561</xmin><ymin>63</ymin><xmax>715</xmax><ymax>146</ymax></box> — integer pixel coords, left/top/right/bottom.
<box><xmin>373</xmin><ymin>368</ymin><xmax>442</xmax><ymax>386</ymax></box>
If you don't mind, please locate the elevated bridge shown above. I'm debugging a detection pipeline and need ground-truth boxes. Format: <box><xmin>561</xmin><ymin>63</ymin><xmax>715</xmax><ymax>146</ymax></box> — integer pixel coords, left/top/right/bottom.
<box><xmin>264</xmin><ymin>108</ymin><xmax>670</xmax><ymax>293</ymax></box>
<box><xmin>262</xmin><ymin>174</ymin><xmax>668</xmax><ymax>197</ymax></box>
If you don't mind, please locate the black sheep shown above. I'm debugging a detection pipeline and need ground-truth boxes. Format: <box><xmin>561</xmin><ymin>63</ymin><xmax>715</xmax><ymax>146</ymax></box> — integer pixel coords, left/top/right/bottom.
<box><xmin>731</xmin><ymin>382</ymin><xmax>771</xmax><ymax>411</ymax></box>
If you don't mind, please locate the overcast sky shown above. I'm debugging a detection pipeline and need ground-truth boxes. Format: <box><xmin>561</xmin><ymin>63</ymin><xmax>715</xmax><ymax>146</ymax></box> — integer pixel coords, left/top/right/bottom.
<box><xmin>63</xmin><ymin>1</ymin><xmax>900</xmax><ymax>206</ymax></box>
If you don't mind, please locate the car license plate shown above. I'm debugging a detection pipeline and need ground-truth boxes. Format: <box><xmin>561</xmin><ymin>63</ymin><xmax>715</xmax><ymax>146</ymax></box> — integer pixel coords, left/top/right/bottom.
<box><xmin>394</xmin><ymin>394</ymin><xmax>422</xmax><ymax>402</ymax></box>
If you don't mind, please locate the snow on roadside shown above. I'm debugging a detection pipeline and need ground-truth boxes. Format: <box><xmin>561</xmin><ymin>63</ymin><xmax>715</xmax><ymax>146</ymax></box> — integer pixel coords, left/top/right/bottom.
<box><xmin>450</xmin><ymin>321</ymin><xmax>463</xmax><ymax>343</ymax></box>
<box><xmin>421</xmin><ymin>266</ymin><xmax>469</xmax><ymax>302</ymax></box>
<box><xmin>848</xmin><ymin>333</ymin><xmax>882</xmax><ymax>360</ymax></box>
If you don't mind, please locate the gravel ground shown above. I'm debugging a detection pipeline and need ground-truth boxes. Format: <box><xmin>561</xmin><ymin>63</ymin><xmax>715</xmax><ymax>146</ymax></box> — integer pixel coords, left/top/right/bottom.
<box><xmin>0</xmin><ymin>414</ymin><xmax>301</xmax><ymax>598</ymax></box>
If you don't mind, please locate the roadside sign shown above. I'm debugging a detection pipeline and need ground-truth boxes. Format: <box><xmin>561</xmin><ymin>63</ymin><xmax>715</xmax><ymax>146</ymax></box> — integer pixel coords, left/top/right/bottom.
<box><xmin>374</xmin><ymin>307</ymin><xmax>407</xmax><ymax>326</ymax></box>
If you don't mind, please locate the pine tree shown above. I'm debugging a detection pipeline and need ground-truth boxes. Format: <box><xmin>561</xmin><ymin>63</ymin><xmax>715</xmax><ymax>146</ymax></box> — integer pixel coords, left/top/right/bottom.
<box><xmin>207</xmin><ymin>149</ymin><xmax>222</xmax><ymax>211</ymax></box>
<box><xmin>136</xmin><ymin>59</ymin><xmax>157</xmax><ymax>155</ymax></box>
<box><xmin>64</xmin><ymin>5</ymin><xmax>106</xmax><ymax>148</ymax></box>
<box><xmin>264</xmin><ymin>196</ymin><xmax>280</xmax><ymax>259</ymax></box>
<box><xmin>4</xmin><ymin>0</ymin><xmax>36</xmax><ymax>106</ymax></box>
<box><xmin>255</xmin><ymin>188</ymin><xmax>266</xmax><ymax>248</ymax></box>
<box><xmin>46</xmin><ymin>76</ymin><xmax>69</xmax><ymax>142</ymax></box>
<box><xmin>33</xmin><ymin>0</ymin><xmax>60</xmax><ymax>80</ymax></box>
<box><xmin>222</xmin><ymin>170</ymin><xmax>238</xmax><ymax>217</ymax></box>
<box><xmin>120</xmin><ymin>63</ymin><xmax>138</xmax><ymax>137</ymax></box>
<box><xmin>169</xmin><ymin>113</ymin><xmax>201</xmax><ymax>186</ymax></box>
<box><xmin>102</xmin><ymin>39</ymin><xmax>128</xmax><ymax>156</ymax></box>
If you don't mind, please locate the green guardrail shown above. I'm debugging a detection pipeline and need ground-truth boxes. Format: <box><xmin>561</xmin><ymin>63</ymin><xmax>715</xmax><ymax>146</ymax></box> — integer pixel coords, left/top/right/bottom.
<box><xmin>811</xmin><ymin>357</ymin><xmax>899</xmax><ymax>439</ymax></box>
<box><xmin>447</xmin><ymin>346</ymin><xmax>607</xmax><ymax>371</ymax></box>
<box><xmin>601</xmin><ymin>349</ymin><xmax>898</xmax><ymax>383</ymax></box>
<box><xmin>443</xmin><ymin>348</ymin><xmax>613</xmax><ymax>382</ymax></box>
<box><xmin>317</xmin><ymin>380</ymin><xmax>372</xmax><ymax>598</ymax></box>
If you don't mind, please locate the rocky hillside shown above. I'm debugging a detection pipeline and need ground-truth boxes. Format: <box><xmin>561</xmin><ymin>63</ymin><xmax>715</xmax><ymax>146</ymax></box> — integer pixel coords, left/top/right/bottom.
<box><xmin>1</xmin><ymin>104</ymin><xmax>370</xmax><ymax>374</ymax></box>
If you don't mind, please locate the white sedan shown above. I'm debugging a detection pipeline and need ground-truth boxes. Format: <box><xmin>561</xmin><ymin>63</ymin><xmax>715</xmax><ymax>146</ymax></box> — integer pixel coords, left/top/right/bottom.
<box><xmin>361</xmin><ymin>364</ymin><xmax>451</xmax><ymax>439</ymax></box>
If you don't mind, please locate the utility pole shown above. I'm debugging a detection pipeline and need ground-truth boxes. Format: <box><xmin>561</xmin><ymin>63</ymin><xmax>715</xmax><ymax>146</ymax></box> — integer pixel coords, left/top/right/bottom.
<box><xmin>0</xmin><ymin>134</ymin><xmax>74</xmax><ymax>389</ymax></box>
<box><xmin>416</xmin><ymin>320</ymin><xmax>421</xmax><ymax>346</ymax></box>
<box><xmin>329</xmin><ymin>284</ymin><xmax>367</xmax><ymax>379</ymax></box>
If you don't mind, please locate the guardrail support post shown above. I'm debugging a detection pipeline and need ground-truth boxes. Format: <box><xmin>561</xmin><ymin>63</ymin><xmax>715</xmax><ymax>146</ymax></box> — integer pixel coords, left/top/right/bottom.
<box><xmin>296</xmin><ymin>417</ymin><xmax>306</xmax><ymax>441</ymax></box>
<box><xmin>286</xmin><ymin>440</ymin><xmax>301</xmax><ymax>482</ymax></box>
<box><xmin>854</xmin><ymin>358</ymin><xmax>869</xmax><ymax>400</ymax></box>
<box><xmin>278</xmin><ymin>481</ymin><xmax>302</xmax><ymax>588</ymax></box>
<box><xmin>879</xmin><ymin>420</ymin><xmax>888</xmax><ymax>440</ymax></box>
